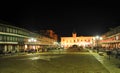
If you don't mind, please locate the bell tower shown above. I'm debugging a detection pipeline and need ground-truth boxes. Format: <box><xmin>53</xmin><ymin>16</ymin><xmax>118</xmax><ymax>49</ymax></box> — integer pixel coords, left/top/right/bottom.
<box><xmin>72</xmin><ymin>29</ymin><xmax>77</xmax><ymax>38</ymax></box>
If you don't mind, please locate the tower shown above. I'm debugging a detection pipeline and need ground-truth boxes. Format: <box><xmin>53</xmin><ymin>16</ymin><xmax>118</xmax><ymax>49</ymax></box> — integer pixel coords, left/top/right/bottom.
<box><xmin>72</xmin><ymin>29</ymin><xmax>77</xmax><ymax>38</ymax></box>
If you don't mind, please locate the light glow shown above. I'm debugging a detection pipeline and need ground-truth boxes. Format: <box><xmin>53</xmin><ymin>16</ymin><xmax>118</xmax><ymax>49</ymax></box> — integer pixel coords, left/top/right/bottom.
<box><xmin>28</xmin><ymin>38</ymin><xmax>37</xmax><ymax>42</ymax></box>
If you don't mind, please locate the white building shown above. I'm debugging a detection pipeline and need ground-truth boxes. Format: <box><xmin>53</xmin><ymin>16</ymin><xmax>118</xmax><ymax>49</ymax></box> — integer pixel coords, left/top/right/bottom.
<box><xmin>61</xmin><ymin>32</ymin><xmax>94</xmax><ymax>49</ymax></box>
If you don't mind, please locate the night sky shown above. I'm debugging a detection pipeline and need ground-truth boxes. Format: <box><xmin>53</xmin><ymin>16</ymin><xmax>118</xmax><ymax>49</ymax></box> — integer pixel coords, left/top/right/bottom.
<box><xmin>0</xmin><ymin>3</ymin><xmax>120</xmax><ymax>40</ymax></box>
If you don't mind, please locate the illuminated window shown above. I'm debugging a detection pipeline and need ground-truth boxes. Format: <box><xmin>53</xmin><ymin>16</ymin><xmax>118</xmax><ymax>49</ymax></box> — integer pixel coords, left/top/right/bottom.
<box><xmin>66</xmin><ymin>40</ymin><xmax>68</xmax><ymax>43</ymax></box>
<box><xmin>74</xmin><ymin>40</ymin><xmax>75</xmax><ymax>43</ymax></box>
<box><xmin>77</xmin><ymin>39</ymin><xmax>79</xmax><ymax>42</ymax></box>
<box><xmin>88</xmin><ymin>40</ymin><xmax>90</xmax><ymax>42</ymax></box>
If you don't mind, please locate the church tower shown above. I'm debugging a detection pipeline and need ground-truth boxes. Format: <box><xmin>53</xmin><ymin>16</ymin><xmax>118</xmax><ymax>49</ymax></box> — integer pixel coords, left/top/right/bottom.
<box><xmin>72</xmin><ymin>29</ymin><xmax>77</xmax><ymax>38</ymax></box>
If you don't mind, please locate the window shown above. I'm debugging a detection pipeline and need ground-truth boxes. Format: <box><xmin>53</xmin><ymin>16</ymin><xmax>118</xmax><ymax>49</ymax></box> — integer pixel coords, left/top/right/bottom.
<box><xmin>10</xmin><ymin>36</ymin><xmax>12</xmax><ymax>41</ymax></box>
<box><xmin>7</xmin><ymin>36</ymin><xmax>10</xmax><ymax>41</ymax></box>
<box><xmin>13</xmin><ymin>29</ymin><xmax>15</xmax><ymax>33</ymax></box>
<box><xmin>66</xmin><ymin>40</ymin><xmax>68</xmax><ymax>43</ymax></box>
<box><xmin>0</xmin><ymin>35</ymin><xmax>2</xmax><ymax>41</ymax></box>
<box><xmin>77</xmin><ymin>39</ymin><xmax>79</xmax><ymax>42</ymax></box>
<box><xmin>3</xmin><ymin>36</ymin><xmax>7</xmax><ymax>41</ymax></box>
<box><xmin>7</xmin><ymin>27</ymin><xmax>10</xmax><ymax>33</ymax></box>
<box><xmin>15</xmin><ymin>29</ymin><xmax>18</xmax><ymax>34</ymax></box>
<box><xmin>74</xmin><ymin>40</ymin><xmax>75</xmax><ymax>43</ymax></box>
<box><xmin>88</xmin><ymin>40</ymin><xmax>90</xmax><ymax>42</ymax></box>
<box><xmin>2</xmin><ymin>27</ymin><xmax>5</xmax><ymax>32</ymax></box>
<box><xmin>18</xmin><ymin>30</ymin><xmax>20</xmax><ymax>34</ymax></box>
<box><xmin>10</xmin><ymin>28</ymin><xmax>13</xmax><ymax>33</ymax></box>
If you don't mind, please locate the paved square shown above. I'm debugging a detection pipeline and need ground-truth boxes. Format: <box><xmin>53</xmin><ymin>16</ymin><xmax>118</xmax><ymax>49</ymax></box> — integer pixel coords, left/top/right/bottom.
<box><xmin>0</xmin><ymin>53</ymin><xmax>109</xmax><ymax>73</ymax></box>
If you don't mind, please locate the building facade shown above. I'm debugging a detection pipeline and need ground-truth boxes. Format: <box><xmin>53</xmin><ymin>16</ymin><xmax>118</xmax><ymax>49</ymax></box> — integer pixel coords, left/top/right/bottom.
<box><xmin>0</xmin><ymin>23</ymin><xmax>31</xmax><ymax>53</ymax></box>
<box><xmin>100</xmin><ymin>26</ymin><xmax>120</xmax><ymax>49</ymax></box>
<box><xmin>61</xmin><ymin>32</ymin><xmax>93</xmax><ymax>49</ymax></box>
<box><xmin>0</xmin><ymin>22</ymin><xmax>58</xmax><ymax>54</ymax></box>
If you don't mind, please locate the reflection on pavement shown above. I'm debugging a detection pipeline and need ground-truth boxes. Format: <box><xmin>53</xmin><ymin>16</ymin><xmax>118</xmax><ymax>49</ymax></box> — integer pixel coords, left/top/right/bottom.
<box><xmin>16</xmin><ymin>55</ymin><xmax>63</xmax><ymax>61</ymax></box>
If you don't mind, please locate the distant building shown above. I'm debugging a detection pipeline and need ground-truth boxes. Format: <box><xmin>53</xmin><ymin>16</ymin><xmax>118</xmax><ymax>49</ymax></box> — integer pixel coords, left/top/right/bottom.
<box><xmin>61</xmin><ymin>32</ymin><xmax>93</xmax><ymax>49</ymax></box>
<box><xmin>39</xmin><ymin>29</ymin><xmax>58</xmax><ymax>41</ymax></box>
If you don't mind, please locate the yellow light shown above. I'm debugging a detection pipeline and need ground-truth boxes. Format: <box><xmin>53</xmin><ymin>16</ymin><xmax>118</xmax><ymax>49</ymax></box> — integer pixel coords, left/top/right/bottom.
<box><xmin>25</xmin><ymin>45</ymin><xmax>27</xmax><ymax>49</ymax></box>
<box><xmin>28</xmin><ymin>38</ymin><xmax>37</xmax><ymax>42</ymax></box>
<box><xmin>100</xmin><ymin>37</ymin><xmax>103</xmax><ymax>40</ymax></box>
<box><xmin>33</xmin><ymin>46</ymin><xmax>35</xmax><ymax>49</ymax></box>
<box><xmin>96</xmin><ymin>36</ymin><xmax>99</xmax><ymax>39</ymax></box>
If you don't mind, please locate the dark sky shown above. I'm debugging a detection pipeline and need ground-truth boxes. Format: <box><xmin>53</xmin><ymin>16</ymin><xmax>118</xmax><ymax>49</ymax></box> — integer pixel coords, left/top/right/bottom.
<box><xmin>0</xmin><ymin>3</ymin><xmax>120</xmax><ymax>40</ymax></box>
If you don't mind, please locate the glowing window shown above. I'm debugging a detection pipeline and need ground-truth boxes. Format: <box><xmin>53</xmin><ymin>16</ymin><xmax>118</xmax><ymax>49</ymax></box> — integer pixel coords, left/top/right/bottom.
<box><xmin>77</xmin><ymin>39</ymin><xmax>79</xmax><ymax>42</ymax></box>
<box><xmin>74</xmin><ymin>40</ymin><xmax>75</xmax><ymax>42</ymax></box>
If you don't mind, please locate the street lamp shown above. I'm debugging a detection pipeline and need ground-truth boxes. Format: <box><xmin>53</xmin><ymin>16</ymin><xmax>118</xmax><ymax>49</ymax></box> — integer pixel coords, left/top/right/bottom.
<box><xmin>95</xmin><ymin>36</ymin><xmax>102</xmax><ymax>53</ymax></box>
<box><xmin>95</xmin><ymin>36</ymin><xmax>102</xmax><ymax>46</ymax></box>
<box><xmin>28</xmin><ymin>38</ymin><xmax>37</xmax><ymax>42</ymax></box>
<box><xmin>28</xmin><ymin>38</ymin><xmax>38</xmax><ymax>53</ymax></box>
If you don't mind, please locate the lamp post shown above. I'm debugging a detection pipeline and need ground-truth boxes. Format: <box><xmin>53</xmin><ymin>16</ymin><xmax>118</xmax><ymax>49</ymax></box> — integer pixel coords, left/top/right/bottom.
<box><xmin>95</xmin><ymin>36</ymin><xmax>102</xmax><ymax>53</ymax></box>
<box><xmin>95</xmin><ymin>36</ymin><xmax>102</xmax><ymax>47</ymax></box>
<box><xmin>28</xmin><ymin>38</ymin><xmax>38</xmax><ymax>53</ymax></box>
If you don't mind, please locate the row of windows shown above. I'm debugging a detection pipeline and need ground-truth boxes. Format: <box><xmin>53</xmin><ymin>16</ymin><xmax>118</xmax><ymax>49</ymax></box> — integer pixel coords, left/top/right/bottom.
<box><xmin>62</xmin><ymin>39</ymin><xmax>91</xmax><ymax>43</ymax></box>
<box><xmin>104</xmin><ymin>35</ymin><xmax>120</xmax><ymax>41</ymax></box>
<box><xmin>0</xmin><ymin>25</ymin><xmax>29</xmax><ymax>36</ymax></box>
<box><xmin>0</xmin><ymin>24</ymin><xmax>54</xmax><ymax>42</ymax></box>
<box><xmin>0</xmin><ymin>35</ymin><xmax>24</xmax><ymax>42</ymax></box>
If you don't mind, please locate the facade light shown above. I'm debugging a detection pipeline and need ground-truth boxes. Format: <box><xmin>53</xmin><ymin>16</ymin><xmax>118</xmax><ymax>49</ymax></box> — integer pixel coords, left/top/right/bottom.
<box><xmin>28</xmin><ymin>38</ymin><xmax>37</xmax><ymax>42</ymax></box>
